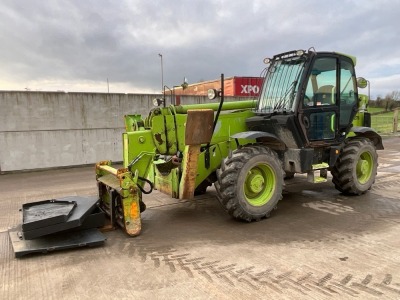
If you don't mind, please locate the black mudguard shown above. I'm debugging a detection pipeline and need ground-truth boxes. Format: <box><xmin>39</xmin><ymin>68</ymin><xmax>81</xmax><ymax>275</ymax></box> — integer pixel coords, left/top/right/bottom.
<box><xmin>350</xmin><ymin>126</ymin><xmax>384</xmax><ymax>150</ymax></box>
<box><xmin>231</xmin><ymin>131</ymin><xmax>286</xmax><ymax>150</ymax></box>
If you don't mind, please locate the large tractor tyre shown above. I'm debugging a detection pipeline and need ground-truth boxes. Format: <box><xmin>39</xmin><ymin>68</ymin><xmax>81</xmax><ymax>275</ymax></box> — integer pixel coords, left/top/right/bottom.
<box><xmin>215</xmin><ymin>145</ymin><xmax>283</xmax><ymax>222</ymax></box>
<box><xmin>331</xmin><ymin>138</ymin><xmax>378</xmax><ymax>195</ymax></box>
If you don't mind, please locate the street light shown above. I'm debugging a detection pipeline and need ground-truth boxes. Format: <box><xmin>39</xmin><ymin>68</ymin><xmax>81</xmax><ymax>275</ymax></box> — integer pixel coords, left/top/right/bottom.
<box><xmin>158</xmin><ymin>53</ymin><xmax>163</xmax><ymax>94</ymax></box>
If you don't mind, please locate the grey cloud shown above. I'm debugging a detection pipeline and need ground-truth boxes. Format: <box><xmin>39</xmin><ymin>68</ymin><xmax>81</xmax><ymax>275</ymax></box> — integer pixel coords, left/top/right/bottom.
<box><xmin>0</xmin><ymin>0</ymin><xmax>399</xmax><ymax>97</ymax></box>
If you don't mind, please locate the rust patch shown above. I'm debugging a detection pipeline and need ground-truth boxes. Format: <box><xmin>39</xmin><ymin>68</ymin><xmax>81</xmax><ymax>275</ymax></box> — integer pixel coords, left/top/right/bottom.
<box><xmin>185</xmin><ymin>109</ymin><xmax>214</xmax><ymax>145</ymax></box>
<box><xmin>154</xmin><ymin>133</ymin><xmax>164</xmax><ymax>145</ymax></box>
<box><xmin>122</xmin><ymin>194</ymin><xmax>142</xmax><ymax>237</ymax></box>
<box><xmin>179</xmin><ymin>145</ymin><xmax>201</xmax><ymax>199</ymax></box>
<box><xmin>130</xmin><ymin>202</ymin><xmax>139</xmax><ymax>219</ymax></box>
<box><xmin>116</xmin><ymin>168</ymin><xmax>129</xmax><ymax>177</ymax></box>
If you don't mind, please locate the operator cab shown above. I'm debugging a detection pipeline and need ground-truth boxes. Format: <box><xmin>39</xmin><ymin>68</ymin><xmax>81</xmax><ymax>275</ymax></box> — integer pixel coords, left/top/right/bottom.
<box><xmin>299</xmin><ymin>52</ymin><xmax>358</xmax><ymax>144</ymax></box>
<box><xmin>249</xmin><ymin>49</ymin><xmax>360</xmax><ymax>148</ymax></box>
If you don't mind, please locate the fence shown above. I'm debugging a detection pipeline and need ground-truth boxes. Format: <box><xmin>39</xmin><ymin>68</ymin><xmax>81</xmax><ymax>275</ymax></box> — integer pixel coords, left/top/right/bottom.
<box><xmin>370</xmin><ymin>108</ymin><xmax>399</xmax><ymax>134</ymax></box>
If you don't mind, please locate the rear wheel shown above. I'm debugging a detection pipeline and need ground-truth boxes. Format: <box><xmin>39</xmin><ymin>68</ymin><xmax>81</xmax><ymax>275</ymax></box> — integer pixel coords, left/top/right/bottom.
<box><xmin>215</xmin><ymin>145</ymin><xmax>283</xmax><ymax>222</ymax></box>
<box><xmin>332</xmin><ymin>138</ymin><xmax>378</xmax><ymax>195</ymax></box>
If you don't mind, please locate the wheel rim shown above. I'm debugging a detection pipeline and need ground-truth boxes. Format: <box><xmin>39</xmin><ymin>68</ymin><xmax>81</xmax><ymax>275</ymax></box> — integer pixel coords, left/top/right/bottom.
<box><xmin>244</xmin><ymin>164</ymin><xmax>276</xmax><ymax>206</ymax></box>
<box><xmin>356</xmin><ymin>151</ymin><xmax>373</xmax><ymax>184</ymax></box>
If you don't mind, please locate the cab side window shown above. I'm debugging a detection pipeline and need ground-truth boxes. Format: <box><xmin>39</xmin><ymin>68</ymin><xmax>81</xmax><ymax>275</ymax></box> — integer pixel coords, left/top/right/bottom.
<box><xmin>304</xmin><ymin>58</ymin><xmax>337</xmax><ymax>107</ymax></box>
<box><xmin>339</xmin><ymin>61</ymin><xmax>358</xmax><ymax>128</ymax></box>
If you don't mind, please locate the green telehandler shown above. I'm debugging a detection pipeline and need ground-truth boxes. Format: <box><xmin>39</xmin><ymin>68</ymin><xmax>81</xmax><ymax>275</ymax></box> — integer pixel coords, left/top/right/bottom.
<box><xmin>95</xmin><ymin>49</ymin><xmax>383</xmax><ymax>236</ymax></box>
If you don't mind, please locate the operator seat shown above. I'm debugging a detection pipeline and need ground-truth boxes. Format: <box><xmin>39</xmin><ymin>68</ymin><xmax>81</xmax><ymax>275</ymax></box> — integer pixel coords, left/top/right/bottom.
<box><xmin>314</xmin><ymin>85</ymin><xmax>335</xmax><ymax>105</ymax></box>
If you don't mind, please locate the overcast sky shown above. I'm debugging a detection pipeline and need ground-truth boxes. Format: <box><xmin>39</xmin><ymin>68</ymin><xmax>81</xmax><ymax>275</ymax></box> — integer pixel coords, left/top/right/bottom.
<box><xmin>0</xmin><ymin>0</ymin><xmax>399</xmax><ymax>98</ymax></box>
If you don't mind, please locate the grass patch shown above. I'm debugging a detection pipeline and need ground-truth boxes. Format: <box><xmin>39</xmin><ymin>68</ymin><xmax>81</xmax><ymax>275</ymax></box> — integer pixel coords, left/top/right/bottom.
<box><xmin>368</xmin><ymin>107</ymin><xmax>387</xmax><ymax>114</ymax></box>
<box><xmin>370</xmin><ymin>110</ymin><xmax>395</xmax><ymax>133</ymax></box>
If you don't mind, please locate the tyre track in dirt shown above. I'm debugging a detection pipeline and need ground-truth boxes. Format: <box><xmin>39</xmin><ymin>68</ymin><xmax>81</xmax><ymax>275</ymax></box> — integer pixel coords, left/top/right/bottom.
<box><xmin>109</xmin><ymin>239</ymin><xmax>400</xmax><ymax>298</ymax></box>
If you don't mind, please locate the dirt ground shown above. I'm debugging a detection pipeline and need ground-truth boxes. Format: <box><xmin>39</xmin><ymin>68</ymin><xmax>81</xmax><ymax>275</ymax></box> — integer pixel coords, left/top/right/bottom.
<box><xmin>1</xmin><ymin>136</ymin><xmax>400</xmax><ymax>299</ymax></box>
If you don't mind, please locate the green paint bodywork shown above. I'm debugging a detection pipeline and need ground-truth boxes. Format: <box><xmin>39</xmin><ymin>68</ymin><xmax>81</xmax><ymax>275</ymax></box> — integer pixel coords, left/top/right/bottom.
<box><xmin>100</xmin><ymin>90</ymin><xmax>373</xmax><ymax>206</ymax></box>
<box><xmin>173</xmin><ymin>100</ymin><xmax>256</xmax><ymax>113</ymax></box>
<box><xmin>312</xmin><ymin>163</ymin><xmax>330</xmax><ymax>170</ymax></box>
<box><xmin>101</xmin><ymin>101</ymin><xmax>257</xmax><ymax>204</ymax></box>
<box><xmin>350</xmin><ymin>94</ymin><xmax>369</xmax><ymax>128</ymax></box>
<box><xmin>334</xmin><ymin>52</ymin><xmax>357</xmax><ymax>66</ymax></box>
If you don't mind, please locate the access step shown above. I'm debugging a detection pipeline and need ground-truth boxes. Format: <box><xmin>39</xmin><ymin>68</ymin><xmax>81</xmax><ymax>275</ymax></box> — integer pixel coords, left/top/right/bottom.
<box><xmin>307</xmin><ymin>163</ymin><xmax>329</xmax><ymax>183</ymax></box>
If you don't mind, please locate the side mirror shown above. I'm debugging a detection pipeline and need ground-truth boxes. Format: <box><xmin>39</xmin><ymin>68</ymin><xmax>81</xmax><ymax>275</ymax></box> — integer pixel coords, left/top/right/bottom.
<box><xmin>356</xmin><ymin>77</ymin><xmax>368</xmax><ymax>89</ymax></box>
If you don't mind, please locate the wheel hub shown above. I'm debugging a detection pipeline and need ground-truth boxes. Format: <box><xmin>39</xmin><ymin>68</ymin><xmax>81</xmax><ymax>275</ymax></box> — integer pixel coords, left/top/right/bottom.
<box><xmin>357</xmin><ymin>159</ymin><xmax>369</xmax><ymax>176</ymax></box>
<box><xmin>247</xmin><ymin>173</ymin><xmax>264</xmax><ymax>194</ymax></box>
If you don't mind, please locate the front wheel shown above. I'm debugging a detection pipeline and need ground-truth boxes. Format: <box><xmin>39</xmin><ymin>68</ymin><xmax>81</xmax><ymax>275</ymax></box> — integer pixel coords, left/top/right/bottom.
<box><xmin>215</xmin><ymin>146</ymin><xmax>283</xmax><ymax>222</ymax></box>
<box><xmin>331</xmin><ymin>138</ymin><xmax>378</xmax><ymax>195</ymax></box>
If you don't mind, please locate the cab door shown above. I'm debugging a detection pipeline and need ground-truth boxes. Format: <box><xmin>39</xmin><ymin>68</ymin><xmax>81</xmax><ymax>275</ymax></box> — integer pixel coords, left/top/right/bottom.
<box><xmin>299</xmin><ymin>55</ymin><xmax>358</xmax><ymax>145</ymax></box>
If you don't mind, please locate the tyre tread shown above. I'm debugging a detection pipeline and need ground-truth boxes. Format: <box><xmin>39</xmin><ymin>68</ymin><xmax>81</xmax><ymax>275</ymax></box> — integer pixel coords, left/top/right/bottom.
<box><xmin>332</xmin><ymin>138</ymin><xmax>378</xmax><ymax>195</ymax></box>
<box><xmin>215</xmin><ymin>145</ymin><xmax>283</xmax><ymax>221</ymax></box>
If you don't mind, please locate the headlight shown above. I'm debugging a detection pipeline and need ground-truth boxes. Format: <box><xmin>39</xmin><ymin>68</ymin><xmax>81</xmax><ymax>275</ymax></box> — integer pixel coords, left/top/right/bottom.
<box><xmin>207</xmin><ymin>89</ymin><xmax>218</xmax><ymax>100</ymax></box>
<box><xmin>153</xmin><ymin>98</ymin><xmax>164</xmax><ymax>106</ymax></box>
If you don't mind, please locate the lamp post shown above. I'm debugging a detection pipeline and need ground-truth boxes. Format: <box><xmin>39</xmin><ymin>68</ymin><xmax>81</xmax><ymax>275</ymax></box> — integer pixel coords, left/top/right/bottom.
<box><xmin>158</xmin><ymin>53</ymin><xmax>163</xmax><ymax>94</ymax></box>
<box><xmin>367</xmin><ymin>80</ymin><xmax>371</xmax><ymax>101</ymax></box>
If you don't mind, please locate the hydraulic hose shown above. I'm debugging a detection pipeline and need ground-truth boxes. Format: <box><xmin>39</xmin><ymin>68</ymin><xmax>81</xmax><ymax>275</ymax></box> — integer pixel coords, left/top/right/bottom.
<box><xmin>137</xmin><ymin>176</ymin><xmax>154</xmax><ymax>194</ymax></box>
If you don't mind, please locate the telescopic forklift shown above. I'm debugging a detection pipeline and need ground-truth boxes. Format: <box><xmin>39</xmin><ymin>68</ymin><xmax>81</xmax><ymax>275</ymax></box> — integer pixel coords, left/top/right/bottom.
<box><xmin>96</xmin><ymin>49</ymin><xmax>383</xmax><ymax>236</ymax></box>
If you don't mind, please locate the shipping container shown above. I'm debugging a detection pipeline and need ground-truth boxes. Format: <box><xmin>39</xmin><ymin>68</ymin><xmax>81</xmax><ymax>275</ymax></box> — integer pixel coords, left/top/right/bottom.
<box><xmin>172</xmin><ymin>76</ymin><xmax>263</xmax><ymax>97</ymax></box>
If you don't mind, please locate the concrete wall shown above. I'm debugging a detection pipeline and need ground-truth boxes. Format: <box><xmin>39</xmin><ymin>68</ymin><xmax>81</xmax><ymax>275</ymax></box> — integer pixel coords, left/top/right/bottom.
<box><xmin>0</xmin><ymin>91</ymin><xmax>250</xmax><ymax>172</ymax></box>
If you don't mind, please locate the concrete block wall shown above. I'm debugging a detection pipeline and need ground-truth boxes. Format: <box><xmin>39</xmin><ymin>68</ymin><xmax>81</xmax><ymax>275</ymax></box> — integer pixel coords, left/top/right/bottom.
<box><xmin>0</xmin><ymin>91</ymin><xmax>250</xmax><ymax>172</ymax></box>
